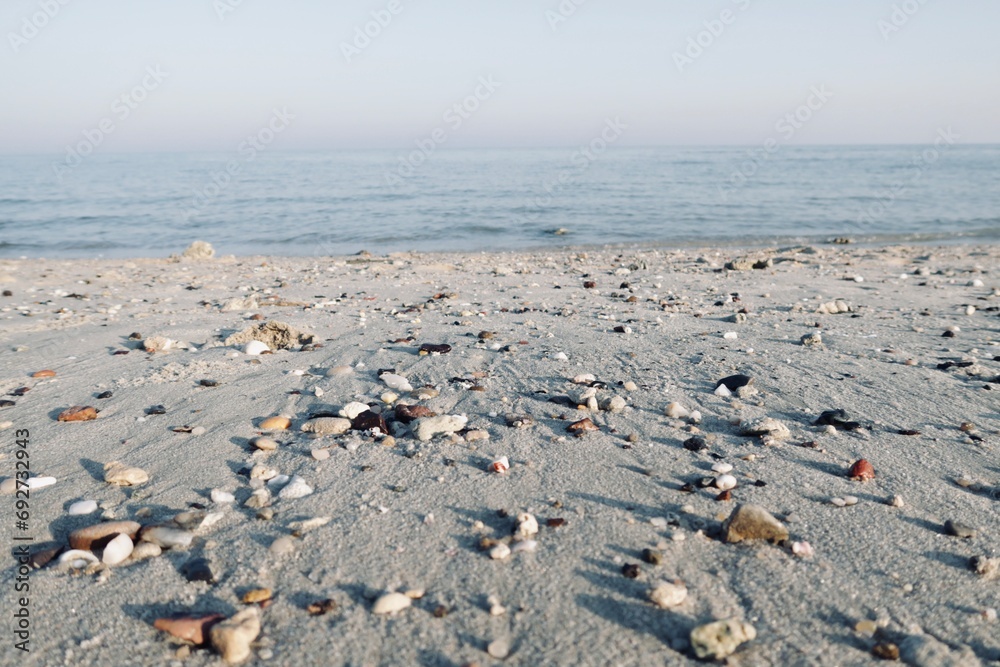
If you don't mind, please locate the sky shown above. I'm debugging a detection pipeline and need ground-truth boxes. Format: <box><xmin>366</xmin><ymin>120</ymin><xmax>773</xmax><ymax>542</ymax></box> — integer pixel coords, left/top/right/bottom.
<box><xmin>1</xmin><ymin>0</ymin><xmax>998</xmax><ymax>154</ymax></box>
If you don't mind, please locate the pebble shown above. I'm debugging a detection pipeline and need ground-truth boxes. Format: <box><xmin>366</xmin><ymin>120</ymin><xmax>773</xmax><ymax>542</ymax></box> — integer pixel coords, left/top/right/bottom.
<box><xmin>690</xmin><ymin>619</ymin><xmax>757</xmax><ymax>660</ymax></box>
<box><xmin>722</xmin><ymin>504</ymin><xmax>789</xmax><ymax>544</ymax></box>
<box><xmin>244</xmin><ymin>489</ymin><xmax>271</xmax><ymax>509</ymax></box>
<box><xmin>209</xmin><ymin>608</ymin><xmax>261</xmax><ymax>664</ymax></box>
<box><xmin>489</xmin><ymin>543</ymin><xmax>511</xmax><ymax>560</ymax></box>
<box><xmin>251</xmin><ymin>437</ymin><xmax>279</xmax><ymax>451</ymax></box>
<box><xmin>182</xmin><ymin>557</ymin><xmax>217</xmax><ymax>583</ymax></box>
<box><xmin>739</xmin><ymin>417</ymin><xmax>790</xmax><ymax>440</ymax></box>
<box><xmin>665</xmin><ymin>402</ymin><xmax>689</xmax><ymax>419</ymax></box>
<box><xmin>269</xmin><ymin>536</ymin><xmax>296</xmax><ymax>557</ymax></box>
<box><xmin>490</xmin><ymin>456</ymin><xmax>510</xmax><ymax>474</ymax></box>
<box><xmin>791</xmin><ymin>541</ymin><xmax>815</xmax><ymax>558</ymax></box>
<box><xmin>68</xmin><ymin>500</ymin><xmax>99</xmax><ymax>516</ymax></box>
<box><xmin>58</xmin><ymin>406</ymin><xmax>98</xmax><ymax>422</ymax></box>
<box><xmin>515</xmin><ymin>513</ymin><xmax>539</xmax><ymax>537</ymax></box>
<box><xmin>140</xmin><ymin>526</ymin><xmax>195</xmax><ymax>549</ymax></box>
<box><xmin>945</xmin><ymin>520</ymin><xmax>976</xmax><ymax>539</ymax></box>
<box><xmin>259</xmin><ymin>416</ymin><xmax>291</xmax><ymax>431</ymax></box>
<box><xmin>69</xmin><ymin>521</ymin><xmax>141</xmax><ymax>550</ymax></box>
<box><xmin>278</xmin><ymin>476</ymin><xmax>313</xmax><ymax>499</ymax></box>
<box><xmin>243</xmin><ymin>340</ymin><xmax>270</xmax><ymax>356</ymax></box>
<box><xmin>712</xmin><ymin>463</ymin><xmax>733</xmax><ymax>474</ymax></box>
<box><xmin>339</xmin><ymin>402</ymin><xmax>371</xmax><ymax>420</ymax></box>
<box><xmin>970</xmin><ymin>556</ymin><xmax>999</xmax><ymax>579</ymax></box>
<box><xmin>372</xmin><ymin>592</ymin><xmax>412</xmax><ymax>615</ymax></box>
<box><xmin>104</xmin><ymin>461</ymin><xmax>149</xmax><ymax>486</ymax></box>
<box><xmin>801</xmin><ymin>332</ymin><xmax>823</xmax><ymax>347</ymax></box>
<box><xmin>381</xmin><ymin>373</ymin><xmax>413</xmax><ymax>392</ymax></box>
<box><xmin>641</xmin><ymin>548</ymin><xmax>664</xmax><ymax>565</ymax></box>
<box><xmin>26</xmin><ymin>476</ymin><xmax>56</xmax><ymax>490</ymax></box>
<box><xmin>143</xmin><ymin>336</ymin><xmax>174</xmax><ymax>353</ymax></box>
<box><xmin>301</xmin><ymin>418</ymin><xmax>351</xmax><ymax>435</ymax></box>
<box><xmin>848</xmin><ymin>459</ymin><xmax>875</xmax><ymax>481</ymax></box>
<box><xmin>603</xmin><ymin>395</ymin><xmax>627</xmax><ymax>413</ymax></box>
<box><xmin>130</xmin><ymin>542</ymin><xmax>162</xmax><ymax>561</ymax></box>
<box><xmin>567</xmin><ymin>418</ymin><xmax>599</xmax><ymax>434</ymax></box>
<box><xmin>722</xmin><ymin>331</ymin><xmax>738</xmax><ymax>340</ymax></box>
<box><xmin>623</xmin><ymin>381</ymin><xmax>638</xmax><ymax>392</ymax></box>
<box><xmin>573</xmin><ymin>373</ymin><xmax>597</xmax><ymax>384</ymax></box>
<box><xmin>101</xmin><ymin>533</ymin><xmax>134</xmax><ymax>566</ymax></box>
<box><xmin>414</xmin><ymin>414</ymin><xmax>468</xmax><ymax>441</ymax></box>
<box><xmin>154</xmin><ymin>614</ymin><xmax>224</xmax><ymax>646</ymax></box>
<box><xmin>211</xmin><ymin>489</ymin><xmax>235</xmax><ymax>504</ymax></box>
<box><xmin>31</xmin><ymin>369</ymin><xmax>57</xmax><ymax>378</ymax></box>
<box><xmin>714</xmin><ymin>474</ymin><xmax>737</xmax><ymax>491</ymax></box>
<box><xmin>649</xmin><ymin>581</ymin><xmax>687</xmax><ymax>609</ymax></box>
<box><xmin>487</xmin><ymin>639</ymin><xmax>510</xmax><ymax>660</ymax></box>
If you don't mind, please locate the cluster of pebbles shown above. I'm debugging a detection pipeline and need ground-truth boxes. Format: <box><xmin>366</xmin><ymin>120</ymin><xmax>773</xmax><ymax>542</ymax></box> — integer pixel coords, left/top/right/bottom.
<box><xmin>0</xmin><ymin>242</ymin><xmax>998</xmax><ymax>664</ymax></box>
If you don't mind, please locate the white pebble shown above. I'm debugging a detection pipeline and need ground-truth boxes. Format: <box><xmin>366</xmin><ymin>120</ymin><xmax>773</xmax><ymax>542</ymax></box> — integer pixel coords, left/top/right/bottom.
<box><xmin>842</xmin><ymin>495</ymin><xmax>859</xmax><ymax>506</ymax></box>
<box><xmin>714</xmin><ymin>474</ymin><xmax>737</xmax><ymax>491</ymax></box>
<box><xmin>101</xmin><ymin>533</ymin><xmax>134</xmax><ymax>566</ymax></box>
<box><xmin>26</xmin><ymin>476</ymin><xmax>56</xmax><ymax>490</ymax></box>
<box><xmin>512</xmin><ymin>540</ymin><xmax>537</xmax><ymax>554</ymax></box>
<box><xmin>665</xmin><ymin>402</ymin><xmax>689</xmax><ymax>419</ymax></box>
<box><xmin>380</xmin><ymin>373</ymin><xmax>412</xmax><ymax>392</ymax></box>
<box><xmin>711</xmin><ymin>463</ymin><xmax>733</xmax><ymax>474</ymax></box>
<box><xmin>68</xmin><ymin>500</ymin><xmax>98</xmax><ymax>516</ymax></box>
<box><xmin>211</xmin><ymin>489</ymin><xmax>235</xmax><ymax>504</ymax></box>
<box><xmin>278</xmin><ymin>476</ymin><xmax>313</xmax><ymax>499</ymax></box>
<box><xmin>489</xmin><ymin>543</ymin><xmax>511</xmax><ymax>560</ymax></box>
<box><xmin>372</xmin><ymin>592</ymin><xmax>412</xmax><ymax>615</ymax></box>
<box><xmin>552</xmin><ymin>352</ymin><xmax>569</xmax><ymax>361</ymax></box>
<box><xmin>723</xmin><ymin>332</ymin><xmax>738</xmax><ymax>340</ymax></box>
<box><xmin>649</xmin><ymin>581</ymin><xmax>687</xmax><ymax>609</ymax></box>
<box><xmin>714</xmin><ymin>384</ymin><xmax>732</xmax><ymax>397</ymax></box>
<box><xmin>244</xmin><ymin>340</ymin><xmax>270</xmax><ymax>356</ymax></box>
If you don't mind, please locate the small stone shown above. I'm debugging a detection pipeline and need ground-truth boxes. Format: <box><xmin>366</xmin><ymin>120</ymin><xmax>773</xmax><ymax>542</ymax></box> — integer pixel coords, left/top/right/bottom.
<box><xmin>301</xmin><ymin>418</ymin><xmax>351</xmax><ymax>435</ymax></box>
<box><xmin>855</xmin><ymin>619</ymin><xmax>878</xmax><ymax>636</ymax></box>
<box><xmin>31</xmin><ymin>369</ymin><xmax>57</xmax><ymax>378</ymax></box>
<box><xmin>339</xmin><ymin>402</ymin><xmax>371</xmax><ymax>420</ymax></box>
<box><xmin>278</xmin><ymin>476</ymin><xmax>313</xmax><ymax>499</ymax></box>
<box><xmin>181</xmin><ymin>240</ymin><xmax>215</xmax><ymax>259</ymax></box>
<box><xmin>515</xmin><ymin>513</ymin><xmax>539</xmax><ymax>538</ymax></box>
<box><xmin>490</xmin><ymin>456</ymin><xmax>510</xmax><ymax>474</ymax></box>
<box><xmin>130</xmin><ymin>542</ymin><xmax>162</xmax><ymax>561</ymax></box>
<box><xmin>26</xmin><ymin>476</ymin><xmax>56</xmax><ymax>490</ymax></box>
<box><xmin>690</xmin><ymin>619</ymin><xmax>757</xmax><ymax>660</ymax></box>
<box><xmin>740</xmin><ymin>417</ymin><xmax>790</xmax><ymax>440</ymax></box>
<box><xmin>140</xmin><ymin>526</ymin><xmax>194</xmax><ymax>549</ymax></box>
<box><xmin>104</xmin><ymin>461</ymin><xmax>149</xmax><ymax>486</ymax></box>
<box><xmin>872</xmin><ymin>642</ymin><xmax>900</xmax><ymax>661</ymax></box>
<box><xmin>381</xmin><ymin>373</ymin><xmax>413</xmax><ymax>392</ymax></box>
<box><xmin>394</xmin><ymin>403</ymin><xmax>437</xmax><ymax>423</ymax></box>
<box><xmin>259</xmin><ymin>416</ymin><xmax>291</xmax><ymax>431</ymax></box>
<box><xmin>58</xmin><ymin>406</ymin><xmax>98</xmax><ymax>422</ymax></box>
<box><xmin>801</xmin><ymin>332</ymin><xmax>823</xmax><ymax>347</ymax></box>
<box><xmin>244</xmin><ymin>489</ymin><xmax>271</xmax><ymax>509</ymax></box>
<box><xmin>945</xmin><ymin>520</ymin><xmax>976</xmax><ymax>539</ymax></box>
<box><xmin>242</xmin><ymin>588</ymin><xmax>272</xmax><ymax>604</ymax></box>
<box><xmin>622</xmin><ymin>563</ymin><xmax>641</xmax><ymax>579</ymax></box>
<box><xmin>101</xmin><ymin>533</ymin><xmax>134</xmax><ymax>566</ymax></box>
<box><xmin>489</xmin><ymin>543</ymin><xmax>511</xmax><ymax>560</ymax></box>
<box><xmin>414</xmin><ymin>414</ymin><xmax>468</xmax><ymax>441</ymax></box>
<box><xmin>714</xmin><ymin>474</ymin><xmax>737</xmax><ymax>491</ymax></box>
<box><xmin>306</xmin><ymin>599</ymin><xmax>337</xmax><ymax>615</ymax></box>
<box><xmin>487</xmin><ymin>639</ymin><xmax>510</xmax><ymax>660</ymax></box>
<box><xmin>722</xmin><ymin>504</ymin><xmax>789</xmax><ymax>544</ymax></box>
<box><xmin>211</xmin><ymin>489</ymin><xmax>235</xmax><ymax>504</ymax></box>
<box><xmin>69</xmin><ymin>521</ymin><xmax>141</xmax><ymax>551</ymax></box>
<box><xmin>567</xmin><ymin>418</ymin><xmax>598</xmax><ymax>434</ymax></box>
<box><xmin>154</xmin><ymin>614</ymin><xmax>224</xmax><ymax>646</ymax></box>
<box><xmin>623</xmin><ymin>381</ymin><xmax>638</xmax><ymax>391</ymax></box>
<box><xmin>419</xmin><ymin>343</ymin><xmax>452</xmax><ymax>355</ymax></box>
<box><xmin>372</xmin><ymin>592</ymin><xmax>412</xmax><ymax>615</ymax></box>
<box><xmin>970</xmin><ymin>556</ymin><xmax>999</xmax><ymax>579</ymax></box>
<box><xmin>641</xmin><ymin>548</ymin><xmax>663</xmax><ymax>565</ymax></box>
<box><xmin>791</xmin><ymin>541</ymin><xmax>814</xmax><ymax>558</ymax></box>
<box><xmin>244</xmin><ymin>340</ymin><xmax>270</xmax><ymax>356</ymax></box>
<box><xmin>68</xmin><ymin>500</ymin><xmax>99</xmax><ymax>516</ymax></box>
<box><xmin>649</xmin><ymin>581</ymin><xmax>687</xmax><ymax>608</ymax></box>
<box><xmin>665</xmin><ymin>402</ymin><xmax>689</xmax><ymax>419</ymax></box>
<box><xmin>603</xmin><ymin>395</ymin><xmax>627</xmax><ymax>413</ymax></box>
<box><xmin>890</xmin><ymin>495</ymin><xmax>904</xmax><ymax>507</ymax></box>
<box><xmin>181</xmin><ymin>557</ymin><xmax>216</xmax><ymax>583</ymax></box>
<box><xmin>683</xmin><ymin>436</ymin><xmax>708</xmax><ymax>452</ymax></box>
<box><xmin>251</xmin><ymin>437</ymin><xmax>278</xmax><ymax>451</ymax></box>
<box><xmin>209</xmin><ymin>608</ymin><xmax>260</xmax><ymax>664</ymax></box>
<box><xmin>143</xmin><ymin>336</ymin><xmax>174</xmax><ymax>353</ymax></box>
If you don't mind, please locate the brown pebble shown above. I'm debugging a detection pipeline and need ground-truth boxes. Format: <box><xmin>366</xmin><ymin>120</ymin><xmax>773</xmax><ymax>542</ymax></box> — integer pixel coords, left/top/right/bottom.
<box><xmin>57</xmin><ymin>405</ymin><xmax>99</xmax><ymax>422</ymax></box>
<box><xmin>583</xmin><ymin>281</ymin><xmax>597</xmax><ymax>289</ymax></box>
<box><xmin>872</xmin><ymin>642</ymin><xmax>900</xmax><ymax>660</ymax></box>
<box><xmin>306</xmin><ymin>599</ymin><xmax>337</xmax><ymax>615</ymax></box>
<box><xmin>242</xmin><ymin>588</ymin><xmax>272</xmax><ymax>604</ymax></box>
<box><xmin>622</xmin><ymin>563</ymin><xmax>641</xmax><ymax>579</ymax></box>
<box><xmin>641</xmin><ymin>548</ymin><xmax>663</xmax><ymax>565</ymax></box>
<box><xmin>959</xmin><ymin>422</ymin><xmax>975</xmax><ymax>432</ymax></box>
<box><xmin>567</xmin><ymin>418</ymin><xmax>598</xmax><ymax>434</ymax></box>
<box><xmin>32</xmin><ymin>370</ymin><xmax>56</xmax><ymax>378</ymax></box>
<box><xmin>716</xmin><ymin>489</ymin><xmax>733</xmax><ymax>501</ymax></box>
<box><xmin>259</xmin><ymin>416</ymin><xmax>291</xmax><ymax>430</ymax></box>
<box><xmin>848</xmin><ymin>459</ymin><xmax>875</xmax><ymax>481</ymax></box>
<box><xmin>546</xmin><ymin>518</ymin><xmax>566</xmax><ymax>528</ymax></box>
<box><xmin>69</xmin><ymin>521</ymin><xmax>141</xmax><ymax>551</ymax></box>
<box><xmin>153</xmin><ymin>614</ymin><xmax>225</xmax><ymax>645</ymax></box>
<box><xmin>433</xmin><ymin>604</ymin><xmax>450</xmax><ymax>618</ymax></box>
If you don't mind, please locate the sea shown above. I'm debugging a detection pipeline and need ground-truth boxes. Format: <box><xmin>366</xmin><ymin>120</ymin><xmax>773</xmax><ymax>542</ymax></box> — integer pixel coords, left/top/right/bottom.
<box><xmin>1</xmin><ymin>145</ymin><xmax>998</xmax><ymax>258</ymax></box>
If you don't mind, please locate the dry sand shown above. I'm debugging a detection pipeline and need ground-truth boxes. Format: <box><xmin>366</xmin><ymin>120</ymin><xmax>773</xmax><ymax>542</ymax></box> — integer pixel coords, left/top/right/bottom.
<box><xmin>0</xmin><ymin>243</ymin><xmax>997</xmax><ymax>666</ymax></box>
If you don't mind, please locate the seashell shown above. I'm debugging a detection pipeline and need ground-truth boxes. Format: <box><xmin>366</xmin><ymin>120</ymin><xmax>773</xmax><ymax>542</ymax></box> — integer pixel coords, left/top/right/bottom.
<box><xmin>567</xmin><ymin>418</ymin><xmax>598</xmax><ymax>434</ymax></box>
<box><xmin>649</xmin><ymin>581</ymin><xmax>687</xmax><ymax>609</ymax></box>
<box><xmin>242</xmin><ymin>588</ymin><xmax>272</xmax><ymax>604</ymax></box>
<box><xmin>414</xmin><ymin>414</ymin><xmax>468</xmax><ymax>441</ymax></box>
<box><xmin>130</xmin><ymin>542</ymin><xmax>162</xmax><ymax>561</ymax></box>
<box><xmin>58</xmin><ymin>406</ymin><xmax>98</xmax><ymax>422</ymax></box>
<box><xmin>59</xmin><ymin>549</ymin><xmax>99</xmax><ymax>569</ymax></box>
<box><xmin>26</xmin><ymin>476</ymin><xmax>57</xmax><ymax>490</ymax></box>
<box><xmin>489</xmin><ymin>542</ymin><xmax>511</xmax><ymax>560</ymax></box>
<box><xmin>791</xmin><ymin>541</ymin><xmax>814</xmax><ymax>558</ymax></box>
<box><xmin>372</xmin><ymin>592</ymin><xmax>412</xmax><ymax>615</ymax></box>
<box><xmin>338</xmin><ymin>402</ymin><xmax>370</xmax><ymax>420</ymax></box>
<box><xmin>209</xmin><ymin>608</ymin><xmax>261</xmax><ymax>664</ymax></box>
<box><xmin>103</xmin><ymin>461</ymin><xmax>148</xmax><ymax>486</ymax></box>
<box><xmin>244</xmin><ymin>340</ymin><xmax>270</xmax><ymax>356</ymax></box>
<box><xmin>419</xmin><ymin>343</ymin><xmax>452</xmax><ymax>355</ymax></box>
<box><xmin>140</xmin><ymin>526</ymin><xmax>194</xmax><ymax>549</ymax></box>
<box><xmin>69</xmin><ymin>520</ymin><xmax>141</xmax><ymax>550</ymax></box>
<box><xmin>515</xmin><ymin>513</ymin><xmax>539</xmax><ymax>537</ymax></box>
<box><xmin>712</xmin><ymin>463</ymin><xmax>733</xmax><ymax>474</ymax></box>
<box><xmin>848</xmin><ymin>459</ymin><xmax>875</xmax><ymax>481</ymax></box>
<box><xmin>259</xmin><ymin>416</ymin><xmax>291</xmax><ymax>431</ymax></box>
<box><xmin>251</xmin><ymin>436</ymin><xmax>278</xmax><ymax>451</ymax></box>
<box><xmin>490</xmin><ymin>456</ymin><xmax>510</xmax><ymax>474</ymax></box>
<box><xmin>143</xmin><ymin>336</ymin><xmax>174</xmax><ymax>353</ymax></box>
<box><xmin>381</xmin><ymin>373</ymin><xmax>413</xmax><ymax>392</ymax></box>
<box><xmin>665</xmin><ymin>402</ymin><xmax>689</xmax><ymax>419</ymax></box>
<box><xmin>32</xmin><ymin>369</ymin><xmax>57</xmax><ymax>378</ymax></box>
<box><xmin>101</xmin><ymin>533</ymin><xmax>134</xmax><ymax>566</ymax></box>
<box><xmin>289</xmin><ymin>516</ymin><xmax>331</xmax><ymax>536</ymax></box>
<box><xmin>572</xmin><ymin>373</ymin><xmax>597</xmax><ymax>384</ymax></box>
<box><xmin>278</xmin><ymin>475</ymin><xmax>313</xmax><ymax>499</ymax></box>
<box><xmin>714</xmin><ymin>384</ymin><xmax>732</xmax><ymax>397</ymax></box>
<box><xmin>68</xmin><ymin>500</ymin><xmax>98</xmax><ymax>516</ymax></box>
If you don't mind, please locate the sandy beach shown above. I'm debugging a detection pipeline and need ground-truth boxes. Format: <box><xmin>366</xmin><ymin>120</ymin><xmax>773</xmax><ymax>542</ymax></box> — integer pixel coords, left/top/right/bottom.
<box><xmin>0</xmin><ymin>242</ymin><xmax>997</xmax><ymax>667</ymax></box>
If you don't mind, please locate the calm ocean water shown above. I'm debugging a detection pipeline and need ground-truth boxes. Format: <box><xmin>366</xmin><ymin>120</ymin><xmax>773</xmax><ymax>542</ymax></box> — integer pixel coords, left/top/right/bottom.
<box><xmin>1</xmin><ymin>146</ymin><xmax>998</xmax><ymax>258</ymax></box>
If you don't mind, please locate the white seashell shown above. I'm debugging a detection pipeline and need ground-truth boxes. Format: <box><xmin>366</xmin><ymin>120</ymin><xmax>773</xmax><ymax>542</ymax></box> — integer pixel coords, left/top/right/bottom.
<box><xmin>244</xmin><ymin>340</ymin><xmax>270</xmax><ymax>356</ymax></box>
<box><xmin>414</xmin><ymin>414</ymin><xmax>468</xmax><ymax>442</ymax></box>
<box><xmin>68</xmin><ymin>500</ymin><xmax>98</xmax><ymax>516</ymax></box>
<box><xmin>712</xmin><ymin>463</ymin><xmax>733</xmax><ymax>474</ymax></box>
<box><xmin>59</xmin><ymin>549</ymin><xmax>99</xmax><ymax>569</ymax></box>
<box><xmin>314</xmin><ymin>387</ymin><xmax>324</xmax><ymax>397</ymax></box>
<box><xmin>372</xmin><ymin>592</ymin><xmax>412</xmax><ymax>615</ymax></box>
<box><xmin>278</xmin><ymin>476</ymin><xmax>313</xmax><ymax>499</ymax></box>
<box><xmin>141</xmin><ymin>526</ymin><xmax>194</xmax><ymax>549</ymax></box>
<box><xmin>791</xmin><ymin>541</ymin><xmax>814</xmax><ymax>558</ymax></box>
<box><xmin>27</xmin><ymin>476</ymin><xmax>57</xmax><ymax>490</ymax></box>
<box><xmin>714</xmin><ymin>384</ymin><xmax>732</xmax><ymax>397</ymax></box>
<box><xmin>649</xmin><ymin>581</ymin><xmax>688</xmax><ymax>609</ymax></box>
<box><xmin>830</xmin><ymin>497</ymin><xmax>847</xmax><ymax>507</ymax></box>
<box><xmin>339</xmin><ymin>402</ymin><xmax>370</xmax><ymax>420</ymax></box>
<box><xmin>489</xmin><ymin>543</ymin><xmax>511</xmax><ymax>560</ymax></box>
<box><xmin>714</xmin><ymin>474</ymin><xmax>737</xmax><ymax>491</ymax></box>
<box><xmin>490</xmin><ymin>456</ymin><xmax>510</xmax><ymax>474</ymax></box>
<box><xmin>211</xmin><ymin>489</ymin><xmax>235</xmax><ymax>504</ymax></box>
<box><xmin>101</xmin><ymin>533</ymin><xmax>134</xmax><ymax>566</ymax></box>
<box><xmin>516</xmin><ymin>513</ymin><xmax>539</xmax><ymax>537</ymax></box>
<box><xmin>380</xmin><ymin>373</ymin><xmax>412</xmax><ymax>392</ymax></box>
<box><xmin>381</xmin><ymin>392</ymin><xmax>398</xmax><ymax>404</ymax></box>
<box><xmin>512</xmin><ymin>539</ymin><xmax>537</xmax><ymax>554</ymax></box>
<box><xmin>689</xmin><ymin>410</ymin><xmax>702</xmax><ymax>423</ymax></box>
<box><xmin>573</xmin><ymin>373</ymin><xmax>597</xmax><ymax>384</ymax></box>
<box><xmin>552</xmin><ymin>352</ymin><xmax>569</xmax><ymax>361</ymax></box>
<box><xmin>842</xmin><ymin>495</ymin><xmax>859</xmax><ymax>506</ymax></box>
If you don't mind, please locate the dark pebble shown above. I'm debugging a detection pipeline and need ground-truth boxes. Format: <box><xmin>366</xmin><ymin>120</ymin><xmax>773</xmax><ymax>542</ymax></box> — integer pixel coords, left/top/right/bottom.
<box><xmin>641</xmin><ymin>548</ymin><xmax>663</xmax><ymax>565</ymax></box>
<box><xmin>199</xmin><ymin>379</ymin><xmax>220</xmax><ymax>387</ymax></box>
<box><xmin>813</xmin><ymin>409</ymin><xmax>862</xmax><ymax>430</ymax></box>
<box><xmin>716</xmin><ymin>374</ymin><xmax>752</xmax><ymax>391</ymax></box>
<box><xmin>96</xmin><ymin>391</ymin><xmax>113</xmax><ymax>399</ymax></box>
<box><xmin>942</xmin><ymin>330</ymin><xmax>956</xmax><ymax>338</ymax></box>
<box><xmin>872</xmin><ymin>643</ymin><xmax>900</xmax><ymax>660</ymax></box>
<box><xmin>0</xmin><ymin>400</ymin><xmax>15</xmax><ymax>409</ymax></box>
<box><xmin>306</xmin><ymin>599</ymin><xmax>337</xmax><ymax>616</ymax></box>
<box><xmin>12</xmin><ymin>387</ymin><xmax>30</xmax><ymax>396</ymax></box>
<box><xmin>351</xmin><ymin>410</ymin><xmax>388</xmax><ymax>434</ymax></box>
<box><xmin>181</xmin><ymin>557</ymin><xmax>216</xmax><ymax>584</ymax></box>
<box><xmin>583</xmin><ymin>281</ymin><xmax>597</xmax><ymax>289</ymax></box>
<box><xmin>432</xmin><ymin>605</ymin><xmax>449</xmax><ymax>618</ymax></box>
<box><xmin>128</xmin><ymin>332</ymin><xmax>142</xmax><ymax>340</ymax></box>
<box><xmin>145</xmin><ymin>405</ymin><xmax>167</xmax><ymax>415</ymax></box>
<box><xmin>945</xmin><ymin>520</ymin><xmax>976</xmax><ymax>539</ymax></box>
<box><xmin>546</xmin><ymin>518</ymin><xmax>566</xmax><ymax>528</ymax></box>
<box><xmin>683</xmin><ymin>436</ymin><xmax>707</xmax><ymax>452</ymax></box>
<box><xmin>621</xmin><ymin>563</ymin><xmax>641</xmax><ymax>579</ymax></box>
<box><xmin>419</xmin><ymin>343</ymin><xmax>452</xmax><ymax>355</ymax></box>
<box><xmin>1</xmin><ymin>290</ymin><xmax>12</xmax><ymax>297</ymax></box>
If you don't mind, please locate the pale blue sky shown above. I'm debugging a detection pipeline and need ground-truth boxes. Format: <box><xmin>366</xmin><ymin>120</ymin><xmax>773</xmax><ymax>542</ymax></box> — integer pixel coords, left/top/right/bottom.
<box><xmin>1</xmin><ymin>0</ymin><xmax>998</xmax><ymax>153</ymax></box>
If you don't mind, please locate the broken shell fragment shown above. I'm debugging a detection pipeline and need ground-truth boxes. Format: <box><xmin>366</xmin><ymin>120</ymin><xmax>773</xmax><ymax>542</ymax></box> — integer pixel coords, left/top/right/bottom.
<box><xmin>103</xmin><ymin>461</ymin><xmax>149</xmax><ymax>486</ymax></box>
<box><xmin>490</xmin><ymin>456</ymin><xmax>510</xmax><ymax>474</ymax></box>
